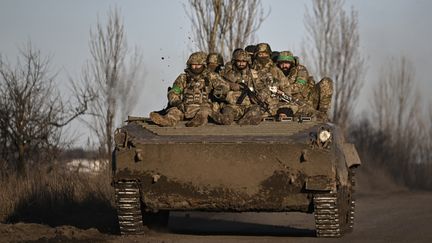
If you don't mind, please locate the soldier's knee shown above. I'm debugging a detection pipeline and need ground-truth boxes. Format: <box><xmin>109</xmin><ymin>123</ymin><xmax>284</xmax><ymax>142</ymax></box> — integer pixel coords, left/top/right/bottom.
<box><xmin>199</xmin><ymin>106</ymin><xmax>212</xmax><ymax>115</ymax></box>
<box><xmin>318</xmin><ymin>77</ymin><xmax>334</xmax><ymax>95</ymax></box>
<box><xmin>167</xmin><ymin>107</ymin><xmax>184</xmax><ymax>121</ymax></box>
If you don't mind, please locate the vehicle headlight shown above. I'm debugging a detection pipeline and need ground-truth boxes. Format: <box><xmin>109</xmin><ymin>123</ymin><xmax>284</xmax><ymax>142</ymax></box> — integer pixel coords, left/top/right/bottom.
<box><xmin>319</xmin><ymin>130</ymin><xmax>331</xmax><ymax>142</ymax></box>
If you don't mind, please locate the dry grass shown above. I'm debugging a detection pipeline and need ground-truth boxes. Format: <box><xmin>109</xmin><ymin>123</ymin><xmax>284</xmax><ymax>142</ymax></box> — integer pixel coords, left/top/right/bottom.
<box><xmin>0</xmin><ymin>164</ymin><xmax>118</xmax><ymax>233</ymax></box>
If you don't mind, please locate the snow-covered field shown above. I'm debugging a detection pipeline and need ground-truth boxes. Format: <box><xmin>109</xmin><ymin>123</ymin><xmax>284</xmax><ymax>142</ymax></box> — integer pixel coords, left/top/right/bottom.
<box><xmin>66</xmin><ymin>159</ymin><xmax>109</xmax><ymax>174</ymax></box>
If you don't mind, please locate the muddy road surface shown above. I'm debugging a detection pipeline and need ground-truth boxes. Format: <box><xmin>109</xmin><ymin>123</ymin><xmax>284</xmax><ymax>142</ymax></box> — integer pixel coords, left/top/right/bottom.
<box><xmin>2</xmin><ymin>192</ymin><xmax>431</xmax><ymax>243</ymax></box>
<box><xmin>1</xmin><ymin>170</ymin><xmax>432</xmax><ymax>243</ymax></box>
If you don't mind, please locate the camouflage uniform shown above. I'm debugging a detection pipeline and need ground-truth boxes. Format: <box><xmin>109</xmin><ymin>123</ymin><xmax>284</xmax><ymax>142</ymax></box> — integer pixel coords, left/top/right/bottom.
<box><xmin>276</xmin><ymin>51</ymin><xmax>316</xmax><ymax>117</ymax></box>
<box><xmin>150</xmin><ymin>52</ymin><xmax>229</xmax><ymax>127</ymax></box>
<box><xmin>276</xmin><ymin>51</ymin><xmax>334</xmax><ymax>118</ymax></box>
<box><xmin>211</xmin><ymin>50</ymin><xmax>264</xmax><ymax>125</ymax></box>
<box><xmin>251</xmin><ymin>43</ymin><xmax>291</xmax><ymax>117</ymax></box>
<box><xmin>244</xmin><ymin>44</ymin><xmax>257</xmax><ymax>62</ymax></box>
<box><xmin>223</xmin><ymin>48</ymin><xmax>244</xmax><ymax>75</ymax></box>
<box><xmin>206</xmin><ymin>52</ymin><xmax>225</xmax><ymax>75</ymax></box>
<box><xmin>207</xmin><ymin>52</ymin><xmax>227</xmax><ymax>114</ymax></box>
<box><xmin>315</xmin><ymin>77</ymin><xmax>333</xmax><ymax>114</ymax></box>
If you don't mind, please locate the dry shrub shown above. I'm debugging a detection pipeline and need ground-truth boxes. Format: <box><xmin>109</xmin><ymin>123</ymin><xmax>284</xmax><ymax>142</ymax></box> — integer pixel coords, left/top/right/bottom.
<box><xmin>0</xmin><ymin>164</ymin><xmax>118</xmax><ymax>233</ymax></box>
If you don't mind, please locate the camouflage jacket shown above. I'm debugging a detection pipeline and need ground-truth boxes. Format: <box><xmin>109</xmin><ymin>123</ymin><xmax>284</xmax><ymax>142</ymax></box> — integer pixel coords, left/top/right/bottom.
<box><xmin>252</xmin><ymin>60</ymin><xmax>291</xmax><ymax>95</ymax></box>
<box><xmin>222</xmin><ymin>66</ymin><xmax>263</xmax><ymax>106</ymax></box>
<box><xmin>284</xmin><ymin>64</ymin><xmax>316</xmax><ymax>106</ymax></box>
<box><xmin>168</xmin><ymin>69</ymin><xmax>229</xmax><ymax>107</ymax></box>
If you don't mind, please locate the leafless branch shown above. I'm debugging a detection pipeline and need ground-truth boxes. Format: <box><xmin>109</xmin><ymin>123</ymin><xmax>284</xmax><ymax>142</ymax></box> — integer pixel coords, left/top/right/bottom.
<box><xmin>81</xmin><ymin>7</ymin><xmax>145</xmax><ymax>158</ymax></box>
<box><xmin>185</xmin><ymin>0</ymin><xmax>269</xmax><ymax>59</ymax></box>
<box><xmin>303</xmin><ymin>0</ymin><xmax>365</xmax><ymax>129</ymax></box>
<box><xmin>0</xmin><ymin>42</ymin><xmax>91</xmax><ymax>176</ymax></box>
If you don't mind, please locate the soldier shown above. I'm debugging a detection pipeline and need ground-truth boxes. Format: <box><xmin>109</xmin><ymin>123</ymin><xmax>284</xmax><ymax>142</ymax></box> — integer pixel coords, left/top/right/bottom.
<box><xmin>250</xmin><ymin>43</ymin><xmax>294</xmax><ymax>118</ymax></box>
<box><xmin>150</xmin><ymin>52</ymin><xmax>229</xmax><ymax>127</ymax></box>
<box><xmin>276</xmin><ymin>51</ymin><xmax>334</xmax><ymax>118</ymax></box>
<box><xmin>252</xmin><ymin>43</ymin><xmax>290</xmax><ymax>91</ymax></box>
<box><xmin>244</xmin><ymin>44</ymin><xmax>257</xmax><ymax>63</ymax></box>
<box><xmin>206</xmin><ymin>52</ymin><xmax>225</xmax><ymax>74</ymax></box>
<box><xmin>223</xmin><ymin>48</ymin><xmax>243</xmax><ymax>74</ymax></box>
<box><xmin>212</xmin><ymin>49</ymin><xmax>265</xmax><ymax>125</ymax></box>
<box><xmin>275</xmin><ymin>51</ymin><xmax>315</xmax><ymax>116</ymax></box>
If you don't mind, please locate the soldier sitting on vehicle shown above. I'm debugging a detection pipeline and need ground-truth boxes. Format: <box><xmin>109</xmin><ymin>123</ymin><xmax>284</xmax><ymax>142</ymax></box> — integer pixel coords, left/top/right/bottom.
<box><xmin>250</xmin><ymin>43</ymin><xmax>297</xmax><ymax>119</ymax></box>
<box><xmin>150</xmin><ymin>52</ymin><xmax>229</xmax><ymax>127</ymax></box>
<box><xmin>206</xmin><ymin>52</ymin><xmax>225</xmax><ymax>75</ymax></box>
<box><xmin>251</xmin><ymin>43</ymin><xmax>289</xmax><ymax>91</ymax></box>
<box><xmin>244</xmin><ymin>44</ymin><xmax>257</xmax><ymax>63</ymax></box>
<box><xmin>275</xmin><ymin>51</ymin><xmax>334</xmax><ymax>119</ymax></box>
<box><xmin>223</xmin><ymin>48</ymin><xmax>243</xmax><ymax>75</ymax></box>
<box><xmin>211</xmin><ymin>49</ymin><xmax>266</xmax><ymax>125</ymax></box>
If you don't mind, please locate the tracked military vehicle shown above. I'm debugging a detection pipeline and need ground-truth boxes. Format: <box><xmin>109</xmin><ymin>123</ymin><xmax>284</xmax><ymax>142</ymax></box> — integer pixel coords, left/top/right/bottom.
<box><xmin>112</xmin><ymin>116</ymin><xmax>361</xmax><ymax>237</ymax></box>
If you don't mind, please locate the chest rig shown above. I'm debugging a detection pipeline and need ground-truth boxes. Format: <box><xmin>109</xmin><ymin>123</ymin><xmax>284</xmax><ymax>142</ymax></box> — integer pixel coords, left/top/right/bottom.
<box><xmin>183</xmin><ymin>73</ymin><xmax>210</xmax><ymax>105</ymax></box>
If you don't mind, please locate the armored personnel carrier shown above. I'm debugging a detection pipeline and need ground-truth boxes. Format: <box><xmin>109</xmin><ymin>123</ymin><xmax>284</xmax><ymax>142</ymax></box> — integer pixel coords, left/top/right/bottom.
<box><xmin>112</xmin><ymin>117</ymin><xmax>361</xmax><ymax>238</ymax></box>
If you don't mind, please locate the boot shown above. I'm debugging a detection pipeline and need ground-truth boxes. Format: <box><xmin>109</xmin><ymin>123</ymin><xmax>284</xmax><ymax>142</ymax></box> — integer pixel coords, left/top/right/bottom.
<box><xmin>210</xmin><ymin>111</ymin><xmax>225</xmax><ymax>125</ymax></box>
<box><xmin>238</xmin><ymin>108</ymin><xmax>263</xmax><ymax>125</ymax></box>
<box><xmin>211</xmin><ymin>108</ymin><xmax>235</xmax><ymax>125</ymax></box>
<box><xmin>221</xmin><ymin>112</ymin><xmax>235</xmax><ymax>125</ymax></box>
<box><xmin>150</xmin><ymin>112</ymin><xmax>177</xmax><ymax>127</ymax></box>
<box><xmin>185</xmin><ymin>112</ymin><xmax>208</xmax><ymax>127</ymax></box>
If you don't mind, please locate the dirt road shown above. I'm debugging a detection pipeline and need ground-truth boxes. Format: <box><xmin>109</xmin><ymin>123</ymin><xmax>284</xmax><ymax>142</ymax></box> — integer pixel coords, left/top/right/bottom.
<box><xmin>1</xmin><ymin>190</ymin><xmax>432</xmax><ymax>243</ymax></box>
<box><xmin>2</xmin><ymin>168</ymin><xmax>432</xmax><ymax>243</ymax></box>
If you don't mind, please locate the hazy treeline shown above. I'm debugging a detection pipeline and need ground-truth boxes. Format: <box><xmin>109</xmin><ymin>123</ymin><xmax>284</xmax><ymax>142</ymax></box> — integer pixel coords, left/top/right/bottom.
<box><xmin>350</xmin><ymin>57</ymin><xmax>432</xmax><ymax>190</ymax></box>
<box><xmin>302</xmin><ymin>0</ymin><xmax>432</xmax><ymax>190</ymax></box>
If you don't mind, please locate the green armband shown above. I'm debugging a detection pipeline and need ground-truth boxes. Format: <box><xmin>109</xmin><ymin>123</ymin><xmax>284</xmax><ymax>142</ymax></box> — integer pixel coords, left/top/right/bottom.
<box><xmin>171</xmin><ymin>85</ymin><xmax>183</xmax><ymax>94</ymax></box>
<box><xmin>296</xmin><ymin>78</ymin><xmax>307</xmax><ymax>85</ymax></box>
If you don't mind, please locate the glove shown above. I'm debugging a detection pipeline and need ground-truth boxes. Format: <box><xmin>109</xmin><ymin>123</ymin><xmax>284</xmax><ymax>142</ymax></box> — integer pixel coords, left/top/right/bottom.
<box><xmin>213</xmin><ymin>85</ymin><xmax>229</xmax><ymax>99</ymax></box>
<box><xmin>229</xmin><ymin>82</ymin><xmax>241</xmax><ymax>91</ymax></box>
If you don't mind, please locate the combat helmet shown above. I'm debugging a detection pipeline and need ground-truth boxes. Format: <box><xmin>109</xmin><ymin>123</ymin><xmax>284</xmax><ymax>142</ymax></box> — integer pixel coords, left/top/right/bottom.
<box><xmin>233</xmin><ymin>49</ymin><xmax>251</xmax><ymax>63</ymax></box>
<box><xmin>187</xmin><ymin>51</ymin><xmax>208</xmax><ymax>66</ymax></box>
<box><xmin>245</xmin><ymin>45</ymin><xmax>257</xmax><ymax>56</ymax></box>
<box><xmin>277</xmin><ymin>51</ymin><xmax>296</xmax><ymax>64</ymax></box>
<box><xmin>207</xmin><ymin>53</ymin><xmax>224</xmax><ymax>66</ymax></box>
<box><xmin>255</xmin><ymin>43</ymin><xmax>272</xmax><ymax>56</ymax></box>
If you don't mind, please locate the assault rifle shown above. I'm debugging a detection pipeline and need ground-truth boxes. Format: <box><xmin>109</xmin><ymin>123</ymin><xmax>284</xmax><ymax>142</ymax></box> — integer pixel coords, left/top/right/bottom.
<box><xmin>269</xmin><ymin>86</ymin><xmax>305</xmax><ymax>106</ymax></box>
<box><xmin>237</xmin><ymin>82</ymin><xmax>270</xmax><ymax>113</ymax></box>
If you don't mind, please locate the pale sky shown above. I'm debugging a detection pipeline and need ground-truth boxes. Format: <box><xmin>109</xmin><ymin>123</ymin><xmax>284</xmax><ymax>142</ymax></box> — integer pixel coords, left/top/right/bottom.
<box><xmin>1</xmin><ymin>0</ymin><xmax>431</xmax><ymax>146</ymax></box>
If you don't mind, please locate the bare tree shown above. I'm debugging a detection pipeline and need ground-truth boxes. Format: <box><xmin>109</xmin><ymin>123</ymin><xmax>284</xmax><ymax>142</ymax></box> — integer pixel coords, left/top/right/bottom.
<box><xmin>354</xmin><ymin>56</ymin><xmax>432</xmax><ymax>188</ymax></box>
<box><xmin>185</xmin><ymin>0</ymin><xmax>268</xmax><ymax>59</ymax></box>
<box><xmin>303</xmin><ymin>0</ymin><xmax>365</xmax><ymax>128</ymax></box>
<box><xmin>0</xmin><ymin>43</ymin><xmax>93</xmax><ymax>176</ymax></box>
<box><xmin>371</xmin><ymin>57</ymin><xmax>417</xmax><ymax>135</ymax></box>
<box><xmin>83</xmin><ymin>7</ymin><xmax>144</xmax><ymax>158</ymax></box>
<box><xmin>371</xmin><ymin>57</ymin><xmax>423</xmax><ymax>161</ymax></box>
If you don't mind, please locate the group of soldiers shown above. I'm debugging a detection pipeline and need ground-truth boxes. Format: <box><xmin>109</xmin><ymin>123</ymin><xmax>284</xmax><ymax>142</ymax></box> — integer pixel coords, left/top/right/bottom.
<box><xmin>150</xmin><ymin>43</ymin><xmax>333</xmax><ymax>127</ymax></box>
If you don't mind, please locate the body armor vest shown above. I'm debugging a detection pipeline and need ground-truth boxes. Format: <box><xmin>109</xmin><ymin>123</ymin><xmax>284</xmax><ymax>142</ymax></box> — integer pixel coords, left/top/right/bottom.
<box><xmin>183</xmin><ymin>73</ymin><xmax>210</xmax><ymax>105</ymax></box>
